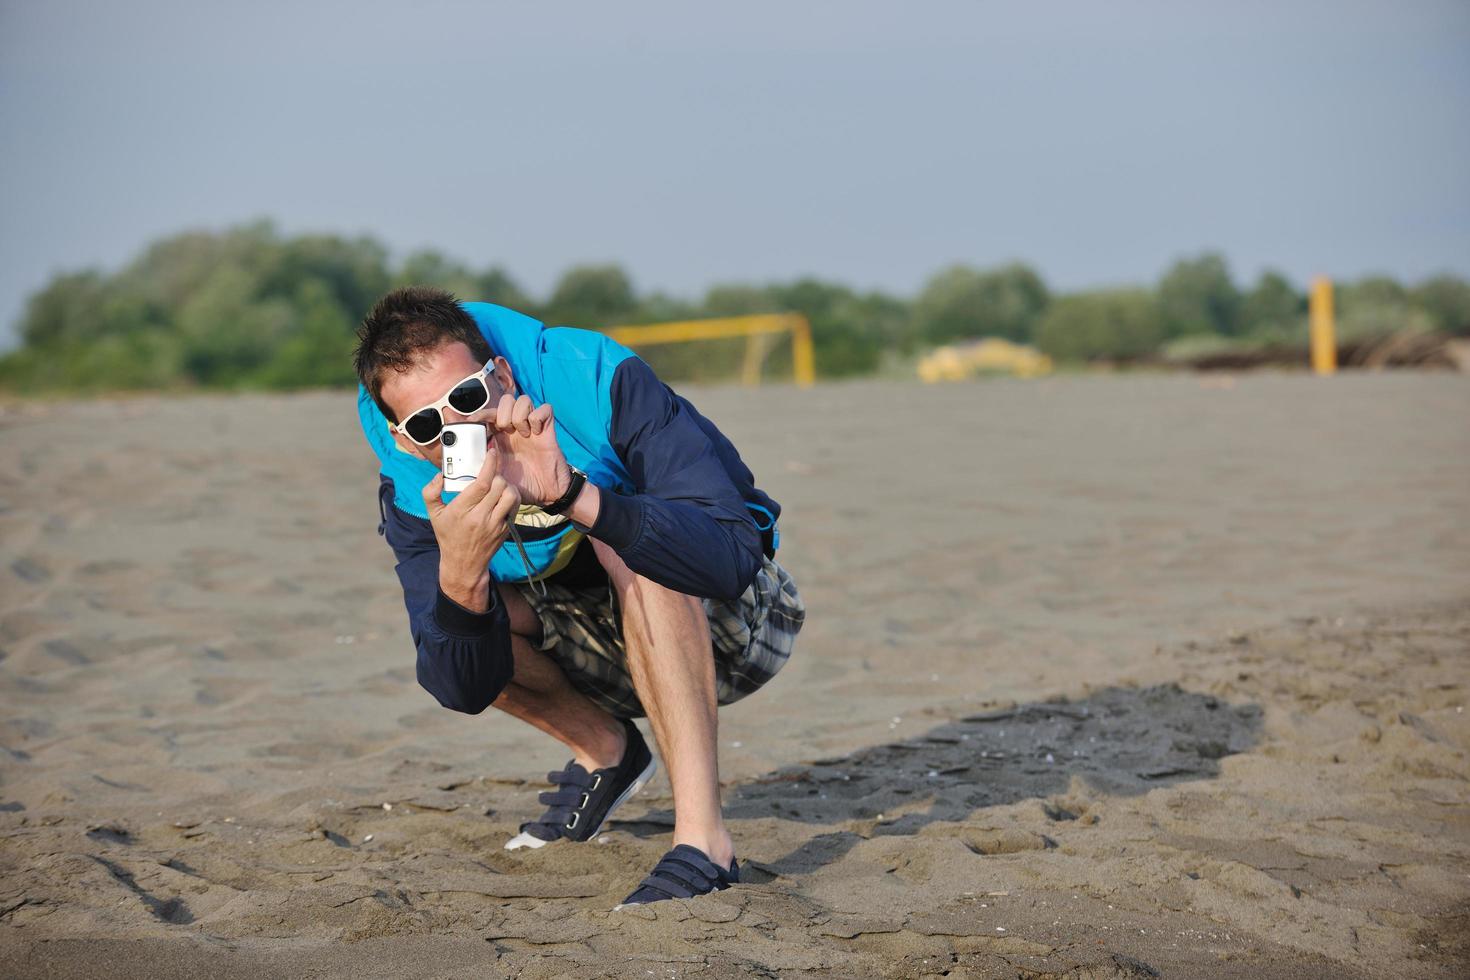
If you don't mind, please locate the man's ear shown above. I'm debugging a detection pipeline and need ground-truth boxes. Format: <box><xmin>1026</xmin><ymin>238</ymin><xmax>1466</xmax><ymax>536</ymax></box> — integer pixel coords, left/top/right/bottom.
<box><xmin>492</xmin><ymin>356</ymin><xmax>516</xmax><ymax>396</ymax></box>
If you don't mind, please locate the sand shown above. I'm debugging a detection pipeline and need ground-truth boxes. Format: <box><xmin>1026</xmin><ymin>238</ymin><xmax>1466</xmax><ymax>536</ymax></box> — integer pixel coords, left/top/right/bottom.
<box><xmin>0</xmin><ymin>372</ymin><xmax>1467</xmax><ymax>978</ymax></box>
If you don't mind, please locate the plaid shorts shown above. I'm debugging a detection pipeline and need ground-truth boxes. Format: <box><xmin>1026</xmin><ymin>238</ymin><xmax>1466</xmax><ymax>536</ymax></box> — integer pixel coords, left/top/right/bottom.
<box><xmin>514</xmin><ymin>554</ymin><xmax>804</xmax><ymax>719</ymax></box>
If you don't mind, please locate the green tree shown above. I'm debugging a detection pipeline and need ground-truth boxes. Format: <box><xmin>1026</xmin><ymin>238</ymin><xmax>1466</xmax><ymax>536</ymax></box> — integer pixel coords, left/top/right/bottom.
<box><xmin>1339</xmin><ymin>275</ymin><xmax>1408</xmax><ymax>312</ymax></box>
<box><xmin>394</xmin><ymin>249</ymin><xmax>480</xmax><ymax>297</ymax></box>
<box><xmin>625</xmin><ymin>292</ymin><xmax>694</xmax><ymax>323</ymax></box>
<box><xmin>842</xmin><ymin>289</ymin><xmax>911</xmax><ymax>352</ymax></box>
<box><xmin>701</xmin><ymin>283</ymin><xmax>782</xmax><ymax>318</ymax></box>
<box><xmin>393</xmin><ymin>256</ymin><xmax>534</xmax><ymax>312</ymax></box>
<box><xmin>1240</xmin><ymin>270</ymin><xmax>1304</xmax><ymax>335</ymax></box>
<box><xmin>0</xmin><ymin>222</ymin><xmax>524</xmax><ymax>393</ymax></box>
<box><xmin>174</xmin><ymin>264</ymin><xmax>292</xmax><ymax>384</ymax></box>
<box><xmin>118</xmin><ymin>222</ymin><xmax>277</xmax><ymax>316</ymax></box>
<box><xmin>544</xmin><ymin>264</ymin><xmax>637</xmax><ymax>328</ymax></box>
<box><xmin>910</xmin><ymin>263</ymin><xmax>1049</xmax><ymax>347</ymax></box>
<box><xmin>19</xmin><ymin>270</ymin><xmax>111</xmax><ymax>347</ymax></box>
<box><xmin>1035</xmin><ymin>289</ymin><xmax>1167</xmax><ymax>362</ymax></box>
<box><xmin>255</xmin><ymin>279</ymin><xmax>358</xmax><ymax>388</ymax></box>
<box><xmin>475</xmin><ymin>266</ymin><xmax>534</xmax><ymax>313</ymax></box>
<box><xmin>1413</xmin><ymin>274</ymin><xmax>1470</xmax><ymax>336</ymax></box>
<box><xmin>1158</xmin><ymin>253</ymin><xmax>1240</xmax><ymax>337</ymax></box>
<box><xmin>269</xmin><ymin>232</ymin><xmax>389</xmax><ymax>318</ymax></box>
<box><xmin>1335</xmin><ymin>275</ymin><xmax>1425</xmax><ymax>340</ymax></box>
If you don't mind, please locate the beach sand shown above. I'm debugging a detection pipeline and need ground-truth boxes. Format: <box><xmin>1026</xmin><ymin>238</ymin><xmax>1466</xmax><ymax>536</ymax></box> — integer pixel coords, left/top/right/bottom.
<box><xmin>1</xmin><ymin>373</ymin><xmax>1467</xmax><ymax>978</ymax></box>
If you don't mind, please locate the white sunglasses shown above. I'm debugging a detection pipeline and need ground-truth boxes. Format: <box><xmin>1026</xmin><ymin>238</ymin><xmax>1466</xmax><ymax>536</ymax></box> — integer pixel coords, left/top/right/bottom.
<box><xmin>391</xmin><ymin>360</ymin><xmax>498</xmax><ymax>446</ymax></box>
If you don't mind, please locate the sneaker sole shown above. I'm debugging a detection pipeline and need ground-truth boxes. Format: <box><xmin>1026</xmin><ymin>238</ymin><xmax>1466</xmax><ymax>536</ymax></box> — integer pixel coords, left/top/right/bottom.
<box><xmin>504</xmin><ymin>755</ymin><xmax>658</xmax><ymax>851</ymax></box>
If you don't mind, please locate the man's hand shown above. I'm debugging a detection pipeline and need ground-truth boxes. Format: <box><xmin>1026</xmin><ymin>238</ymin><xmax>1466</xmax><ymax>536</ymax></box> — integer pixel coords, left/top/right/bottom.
<box><xmin>424</xmin><ymin>444</ymin><xmax>521</xmax><ymax>613</ymax></box>
<box><xmin>489</xmin><ymin>394</ymin><xmax>572</xmax><ymax>507</ymax></box>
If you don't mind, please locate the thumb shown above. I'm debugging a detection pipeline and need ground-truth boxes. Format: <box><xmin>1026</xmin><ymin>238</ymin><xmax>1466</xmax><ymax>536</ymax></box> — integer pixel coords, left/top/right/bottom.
<box><xmin>421</xmin><ymin>472</ymin><xmax>446</xmax><ymax>518</ymax></box>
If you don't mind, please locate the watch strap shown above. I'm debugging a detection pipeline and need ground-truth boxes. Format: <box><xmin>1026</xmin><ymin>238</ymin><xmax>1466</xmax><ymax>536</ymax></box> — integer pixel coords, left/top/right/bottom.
<box><xmin>542</xmin><ymin>467</ymin><xmax>587</xmax><ymax>516</ymax></box>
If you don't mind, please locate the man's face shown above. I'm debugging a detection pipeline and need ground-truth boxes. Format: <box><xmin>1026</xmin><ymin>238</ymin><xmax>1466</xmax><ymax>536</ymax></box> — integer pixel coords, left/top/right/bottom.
<box><xmin>378</xmin><ymin>340</ymin><xmax>514</xmax><ymax>470</ymax></box>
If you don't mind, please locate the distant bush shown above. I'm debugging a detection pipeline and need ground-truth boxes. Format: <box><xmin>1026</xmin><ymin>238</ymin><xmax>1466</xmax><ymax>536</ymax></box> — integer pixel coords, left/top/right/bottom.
<box><xmin>1158</xmin><ymin>253</ymin><xmax>1241</xmax><ymax>338</ymax></box>
<box><xmin>5</xmin><ymin>221</ymin><xmax>393</xmax><ymax>392</ymax></box>
<box><xmin>1035</xmin><ymin>289</ymin><xmax>1167</xmax><ymax>362</ymax></box>
<box><xmin>1</xmin><ymin>220</ymin><xmax>1464</xmax><ymax>392</ymax></box>
<box><xmin>1334</xmin><ymin>274</ymin><xmax>1440</xmax><ymax>342</ymax></box>
<box><xmin>910</xmin><ymin>263</ymin><xmax>1049</xmax><ymax>347</ymax></box>
<box><xmin>1411</xmin><ymin>274</ymin><xmax>1470</xmax><ymax>336</ymax></box>
<box><xmin>544</xmin><ymin>264</ymin><xmax>638</xmax><ymax>329</ymax></box>
<box><xmin>1239</xmin><ymin>270</ymin><xmax>1305</xmax><ymax>336</ymax></box>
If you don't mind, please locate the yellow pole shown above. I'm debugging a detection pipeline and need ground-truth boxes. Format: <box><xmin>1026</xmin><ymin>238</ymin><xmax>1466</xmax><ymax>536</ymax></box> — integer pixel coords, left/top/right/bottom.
<box><xmin>740</xmin><ymin>330</ymin><xmax>776</xmax><ymax>386</ymax></box>
<box><xmin>791</xmin><ymin>317</ymin><xmax>815</xmax><ymax>388</ymax></box>
<box><xmin>740</xmin><ymin>333</ymin><xmax>760</xmax><ymax>387</ymax></box>
<box><xmin>1309</xmin><ymin>276</ymin><xmax>1336</xmax><ymax>376</ymax></box>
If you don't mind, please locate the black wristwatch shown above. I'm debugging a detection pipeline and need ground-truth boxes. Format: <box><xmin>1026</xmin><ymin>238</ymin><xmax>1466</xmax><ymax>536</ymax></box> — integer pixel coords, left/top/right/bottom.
<box><xmin>542</xmin><ymin>467</ymin><xmax>588</xmax><ymax>516</ymax></box>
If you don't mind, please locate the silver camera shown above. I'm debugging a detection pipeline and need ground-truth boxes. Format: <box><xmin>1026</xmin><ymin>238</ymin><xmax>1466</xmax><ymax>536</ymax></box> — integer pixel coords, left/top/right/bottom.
<box><xmin>441</xmin><ymin>423</ymin><xmax>487</xmax><ymax>491</ymax></box>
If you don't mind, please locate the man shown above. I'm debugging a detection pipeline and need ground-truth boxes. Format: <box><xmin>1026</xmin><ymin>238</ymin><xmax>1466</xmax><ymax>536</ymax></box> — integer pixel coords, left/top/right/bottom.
<box><xmin>352</xmin><ymin>287</ymin><xmax>804</xmax><ymax>906</ymax></box>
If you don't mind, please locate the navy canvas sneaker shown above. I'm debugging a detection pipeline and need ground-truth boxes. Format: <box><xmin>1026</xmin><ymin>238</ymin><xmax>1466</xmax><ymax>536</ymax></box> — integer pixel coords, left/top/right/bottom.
<box><xmin>504</xmin><ymin>718</ymin><xmax>656</xmax><ymax>850</ymax></box>
<box><xmin>617</xmin><ymin>843</ymin><xmax>740</xmax><ymax>907</ymax></box>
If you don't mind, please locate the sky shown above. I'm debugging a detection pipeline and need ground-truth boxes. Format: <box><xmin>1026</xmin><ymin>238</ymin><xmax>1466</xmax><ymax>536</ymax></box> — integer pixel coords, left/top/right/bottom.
<box><xmin>1</xmin><ymin>0</ymin><xmax>1467</xmax><ymax>346</ymax></box>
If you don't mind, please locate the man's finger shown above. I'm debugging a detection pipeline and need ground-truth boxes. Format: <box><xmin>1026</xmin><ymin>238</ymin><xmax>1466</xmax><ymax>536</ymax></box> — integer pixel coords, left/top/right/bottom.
<box><xmin>489</xmin><ymin>479</ymin><xmax>521</xmax><ymax>527</ymax></box>
<box><xmin>511</xmin><ymin>395</ymin><xmax>534</xmax><ymax>437</ymax></box>
<box><xmin>421</xmin><ymin>473</ymin><xmax>447</xmax><ymax>518</ymax></box>
<box><xmin>494</xmin><ymin>393</ymin><xmax>516</xmax><ymax>432</ymax></box>
<box><xmin>453</xmin><ymin>443</ymin><xmax>499</xmax><ymax>507</ymax></box>
<box><xmin>528</xmin><ymin>402</ymin><xmax>553</xmax><ymax>436</ymax></box>
<box><xmin>469</xmin><ymin>475</ymin><xmax>508</xmax><ymax>514</ymax></box>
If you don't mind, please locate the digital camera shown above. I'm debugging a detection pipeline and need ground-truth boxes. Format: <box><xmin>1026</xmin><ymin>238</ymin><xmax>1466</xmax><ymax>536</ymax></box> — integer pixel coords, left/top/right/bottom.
<box><xmin>441</xmin><ymin>423</ymin><xmax>487</xmax><ymax>491</ymax></box>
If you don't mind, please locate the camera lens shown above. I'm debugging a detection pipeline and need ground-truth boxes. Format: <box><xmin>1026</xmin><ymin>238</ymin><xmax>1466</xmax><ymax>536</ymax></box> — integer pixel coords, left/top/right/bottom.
<box><xmin>441</xmin><ymin>429</ymin><xmax>457</xmax><ymax>447</ymax></box>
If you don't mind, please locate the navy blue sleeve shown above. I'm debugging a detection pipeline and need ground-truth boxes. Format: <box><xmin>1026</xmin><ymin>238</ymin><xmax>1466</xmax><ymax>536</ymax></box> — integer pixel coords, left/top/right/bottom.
<box><xmin>588</xmin><ymin>357</ymin><xmax>764</xmax><ymax>600</ymax></box>
<box><xmin>377</xmin><ymin>477</ymin><xmax>513</xmax><ymax>714</ymax></box>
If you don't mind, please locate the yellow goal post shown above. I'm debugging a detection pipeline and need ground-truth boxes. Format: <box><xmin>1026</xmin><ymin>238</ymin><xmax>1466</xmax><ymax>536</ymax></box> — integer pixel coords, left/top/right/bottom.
<box><xmin>605</xmin><ymin>314</ymin><xmax>816</xmax><ymax>387</ymax></box>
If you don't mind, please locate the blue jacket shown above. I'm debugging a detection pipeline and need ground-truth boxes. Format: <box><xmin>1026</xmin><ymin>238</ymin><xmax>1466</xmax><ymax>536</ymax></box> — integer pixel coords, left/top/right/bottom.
<box><xmin>359</xmin><ymin>303</ymin><xmax>780</xmax><ymax>714</ymax></box>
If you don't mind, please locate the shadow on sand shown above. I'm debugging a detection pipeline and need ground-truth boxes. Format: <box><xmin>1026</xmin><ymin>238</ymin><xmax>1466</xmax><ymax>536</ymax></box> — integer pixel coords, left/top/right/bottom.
<box><xmin>613</xmin><ymin>683</ymin><xmax>1262</xmax><ymax>876</ymax></box>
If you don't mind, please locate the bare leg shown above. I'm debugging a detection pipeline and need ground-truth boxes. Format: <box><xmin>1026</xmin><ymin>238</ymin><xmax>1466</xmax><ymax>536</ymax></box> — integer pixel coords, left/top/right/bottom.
<box><xmin>491</xmin><ymin>582</ymin><xmax>626</xmax><ymax>771</ymax></box>
<box><xmin>591</xmin><ymin>540</ymin><xmax>735</xmax><ymax>868</ymax></box>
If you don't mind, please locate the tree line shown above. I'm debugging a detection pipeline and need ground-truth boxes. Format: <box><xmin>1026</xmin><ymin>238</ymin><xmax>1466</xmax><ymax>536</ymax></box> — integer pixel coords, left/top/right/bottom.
<box><xmin>2</xmin><ymin>220</ymin><xmax>1466</xmax><ymax>393</ymax></box>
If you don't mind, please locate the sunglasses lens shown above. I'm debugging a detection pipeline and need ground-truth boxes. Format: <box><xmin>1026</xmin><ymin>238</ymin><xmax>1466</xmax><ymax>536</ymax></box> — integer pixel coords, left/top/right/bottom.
<box><xmin>447</xmin><ymin>378</ymin><xmax>490</xmax><ymax>414</ymax></box>
<box><xmin>404</xmin><ymin>409</ymin><xmax>443</xmax><ymax>445</ymax></box>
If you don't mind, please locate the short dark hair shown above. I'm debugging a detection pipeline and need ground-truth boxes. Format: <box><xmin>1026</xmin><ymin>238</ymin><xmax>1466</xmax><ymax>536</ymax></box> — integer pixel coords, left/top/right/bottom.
<box><xmin>353</xmin><ymin>286</ymin><xmax>494</xmax><ymax>422</ymax></box>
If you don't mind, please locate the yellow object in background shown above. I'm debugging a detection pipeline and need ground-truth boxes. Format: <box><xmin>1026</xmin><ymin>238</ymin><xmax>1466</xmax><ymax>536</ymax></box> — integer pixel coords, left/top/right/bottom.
<box><xmin>1310</xmin><ymin>276</ymin><xmax>1337</xmax><ymax>376</ymax></box>
<box><xmin>917</xmin><ymin>338</ymin><xmax>1053</xmax><ymax>383</ymax></box>
<box><xmin>608</xmin><ymin>314</ymin><xmax>816</xmax><ymax>387</ymax></box>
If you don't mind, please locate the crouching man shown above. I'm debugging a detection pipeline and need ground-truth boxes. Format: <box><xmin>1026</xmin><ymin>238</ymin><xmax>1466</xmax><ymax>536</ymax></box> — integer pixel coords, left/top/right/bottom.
<box><xmin>352</xmin><ymin>287</ymin><xmax>804</xmax><ymax>906</ymax></box>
